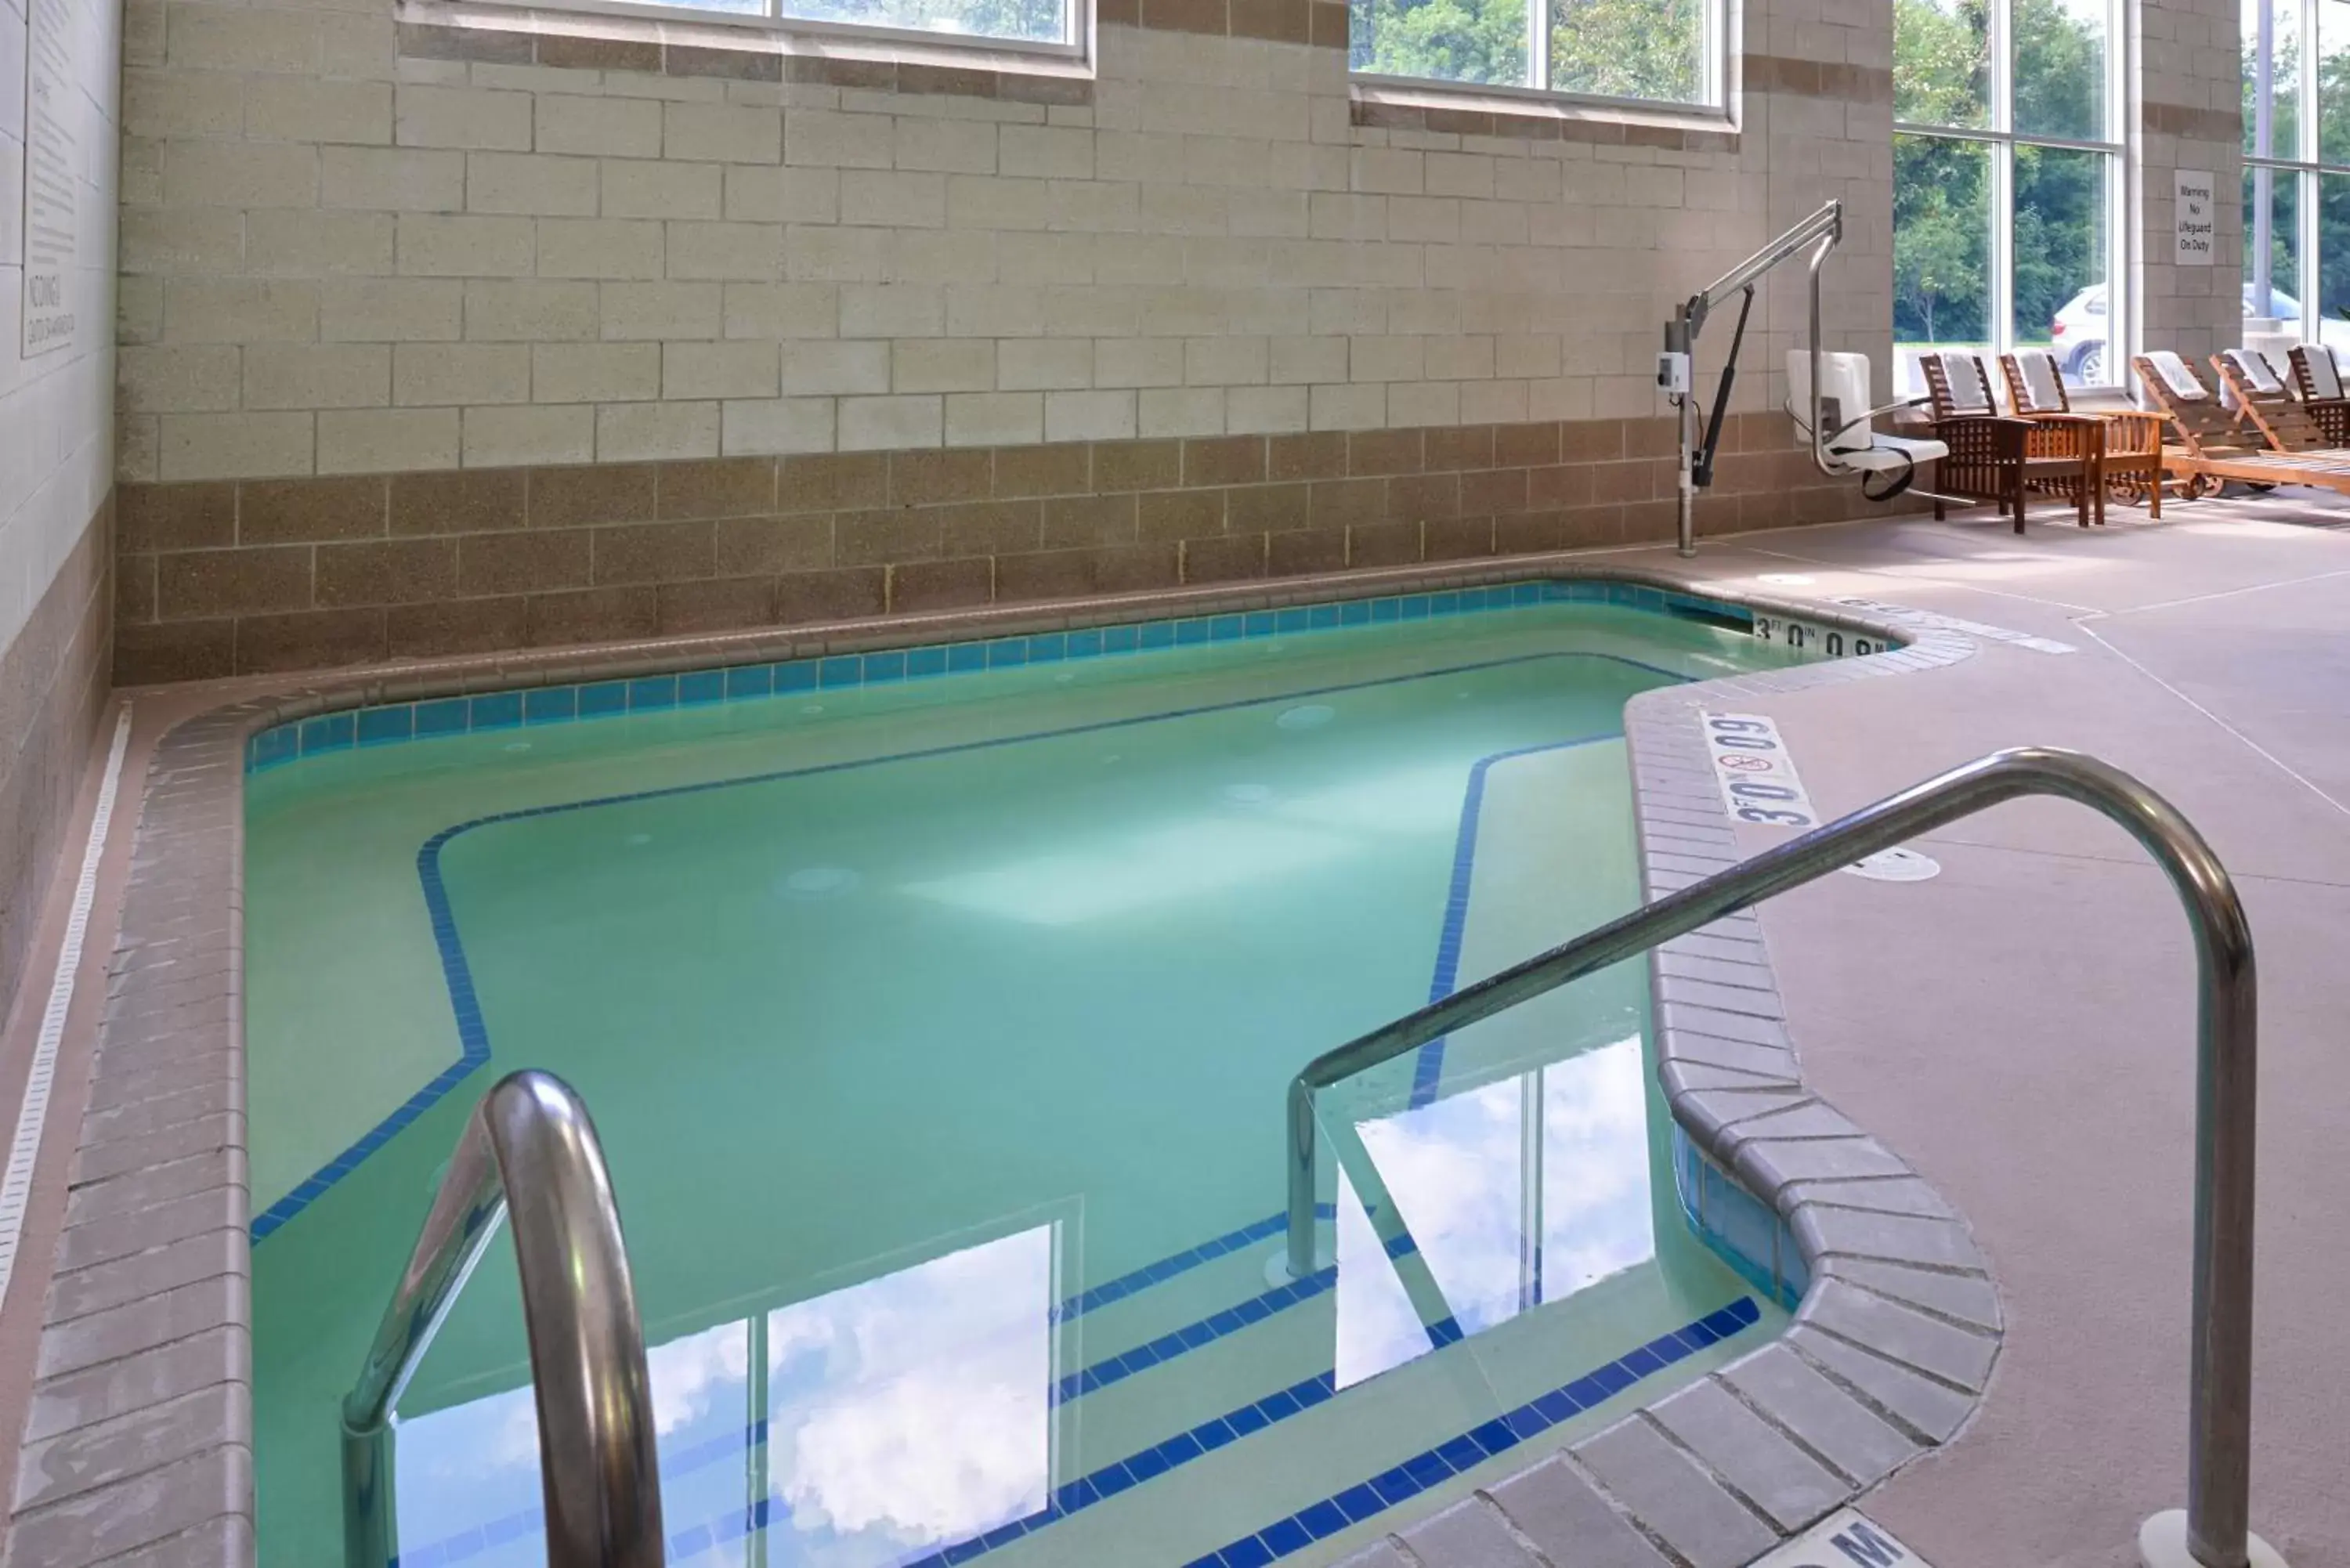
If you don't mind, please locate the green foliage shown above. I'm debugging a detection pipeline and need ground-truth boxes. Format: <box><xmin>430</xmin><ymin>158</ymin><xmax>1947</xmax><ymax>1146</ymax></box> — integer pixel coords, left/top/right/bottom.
<box><xmin>2245</xmin><ymin>1</ymin><xmax>2350</xmax><ymax>324</ymax></box>
<box><xmin>1551</xmin><ymin>0</ymin><xmax>1701</xmax><ymax>101</ymax></box>
<box><xmin>1893</xmin><ymin>0</ymin><xmax>1987</xmax><ymax>127</ymax></box>
<box><xmin>1893</xmin><ymin>0</ymin><xmax>2108</xmax><ymax>358</ymax></box>
<box><xmin>789</xmin><ymin>0</ymin><xmax>1064</xmax><ymax>42</ymax></box>
<box><xmin>1893</xmin><ymin>135</ymin><xmax>1988</xmax><ymax>344</ymax></box>
<box><xmin>1350</xmin><ymin>0</ymin><xmax>1526</xmax><ymax>83</ymax></box>
<box><xmin>1349</xmin><ymin>0</ymin><xmax>1700</xmax><ymax>101</ymax></box>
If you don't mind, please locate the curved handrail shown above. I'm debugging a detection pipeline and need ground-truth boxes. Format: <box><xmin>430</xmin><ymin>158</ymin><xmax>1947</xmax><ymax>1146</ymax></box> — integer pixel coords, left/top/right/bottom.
<box><xmin>341</xmin><ymin>1070</ymin><xmax>665</xmax><ymax>1568</ymax></box>
<box><xmin>1284</xmin><ymin>746</ymin><xmax>2262</xmax><ymax>1568</ymax></box>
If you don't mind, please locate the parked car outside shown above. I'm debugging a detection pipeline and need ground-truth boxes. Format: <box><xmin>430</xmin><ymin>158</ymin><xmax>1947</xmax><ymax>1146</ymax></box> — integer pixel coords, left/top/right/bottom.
<box><xmin>2049</xmin><ymin>281</ymin><xmax>2350</xmax><ymax>383</ymax></box>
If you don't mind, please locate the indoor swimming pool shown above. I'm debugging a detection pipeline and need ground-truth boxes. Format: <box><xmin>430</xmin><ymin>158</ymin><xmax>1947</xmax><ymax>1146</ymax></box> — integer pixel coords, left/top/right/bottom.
<box><xmin>241</xmin><ymin>583</ymin><xmax>1828</xmax><ymax>1568</ymax></box>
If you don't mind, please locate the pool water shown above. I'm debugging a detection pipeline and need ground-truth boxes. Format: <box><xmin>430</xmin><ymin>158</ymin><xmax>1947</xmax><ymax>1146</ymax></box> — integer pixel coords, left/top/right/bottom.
<box><xmin>243</xmin><ymin>591</ymin><xmax>1813</xmax><ymax>1568</ymax></box>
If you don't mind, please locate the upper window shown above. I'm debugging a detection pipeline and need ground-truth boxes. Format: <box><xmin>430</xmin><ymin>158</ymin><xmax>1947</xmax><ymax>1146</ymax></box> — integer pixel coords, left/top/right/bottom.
<box><xmin>1893</xmin><ymin>0</ymin><xmax>2124</xmax><ymax>392</ymax></box>
<box><xmin>602</xmin><ymin>0</ymin><xmax>1075</xmax><ymax>49</ymax></box>
<box><xmin>1349</xmin><ymin>0</ymin><xmax>1723</xmax><ymax>110</ymax></box>
<box><xmin>2242</xmin><ymin>0</ymin><xmax>2350</xmax><ymax>356</ymax></box>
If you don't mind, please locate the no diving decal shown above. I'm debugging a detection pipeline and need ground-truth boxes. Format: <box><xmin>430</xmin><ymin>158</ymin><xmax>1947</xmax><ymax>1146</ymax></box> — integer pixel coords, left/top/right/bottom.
<box><xmin>1701</xmin><ymin>713</ymin><xmax>1819</xmax><ymax>829</ymax></box>
<box><xmin>1751</xmin><ymin>1509</ymin><xmax>1935</xmax><ymax>1568</ymax></box>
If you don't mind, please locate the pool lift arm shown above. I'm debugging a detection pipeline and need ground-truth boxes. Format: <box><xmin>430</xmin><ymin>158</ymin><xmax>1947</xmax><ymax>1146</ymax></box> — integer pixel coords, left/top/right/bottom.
<box><xmin>1658</xmin><ymin>199</ymin><xmax>1948</xmax><ymax>556</ymax></box>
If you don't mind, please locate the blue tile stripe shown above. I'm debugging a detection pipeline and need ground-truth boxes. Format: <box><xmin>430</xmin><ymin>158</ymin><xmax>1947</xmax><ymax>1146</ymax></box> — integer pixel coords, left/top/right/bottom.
<box><xmin>251</xmin><ymin>648</ymin><xmax>1661</xmax><ymax>1244</ymax></box>
<box><xmin>248</xmin><ymin>833</ymin><xmax>492</xmax><ymax>1242</ymax></box>
<box><xmin>439</xmin><ymin>1295</ymin><xmax>1761</xmax><ymax>1568</ymax></box>
<box><xmin>244</xmin><ymin>579</ymin><xmax>1796</xmax><ymax>775</ymax></box>
<box><xmin>1054</xmin><ymin>1210</ymin><xmax>1289</xmax><ymax>1321</ymax></box>
<box><xmin>1409</xmin><ymin>735</ymin><xmax>1616</xmax><ymax>1111</ymax></box>
<box><xmin>1180</xmin><ymin>1295</ymin><xmax>1766</xmax><ymax>1568</ymax></box>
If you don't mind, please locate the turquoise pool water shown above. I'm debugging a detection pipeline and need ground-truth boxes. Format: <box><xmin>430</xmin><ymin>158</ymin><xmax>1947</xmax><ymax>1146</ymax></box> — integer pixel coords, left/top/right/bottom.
<box><xmin>243</xmin><ymin>586</ymin><xmax>1813</xmax><ymax>1568</ymax></box>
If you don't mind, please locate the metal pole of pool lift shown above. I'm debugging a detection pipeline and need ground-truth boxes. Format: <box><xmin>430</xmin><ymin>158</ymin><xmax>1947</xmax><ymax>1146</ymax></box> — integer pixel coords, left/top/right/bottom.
<box><xmin>1666</xmin><ymin>200</ymin><xmax>1843</xmax><ymax>555</ymax></box>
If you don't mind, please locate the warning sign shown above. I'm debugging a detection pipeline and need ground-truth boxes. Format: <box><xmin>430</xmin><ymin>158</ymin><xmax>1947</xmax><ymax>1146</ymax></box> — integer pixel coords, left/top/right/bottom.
<box><xmin>20</xmin><ymin>0</ymin><xmax>78</xmax><ymax>359</ymax></box>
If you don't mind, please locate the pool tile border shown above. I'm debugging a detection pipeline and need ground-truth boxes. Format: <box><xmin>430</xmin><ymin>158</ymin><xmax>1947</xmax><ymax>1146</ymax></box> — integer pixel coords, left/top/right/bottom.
<box><xmin>6</xmin><ymin>550</ymin><xmax>2001</xmax><ymax>1568</ymax></box>
<box><xmin>238</xmin><ymin>580</ymin><xmax>1797</xmax><ymax>776</ymax></box>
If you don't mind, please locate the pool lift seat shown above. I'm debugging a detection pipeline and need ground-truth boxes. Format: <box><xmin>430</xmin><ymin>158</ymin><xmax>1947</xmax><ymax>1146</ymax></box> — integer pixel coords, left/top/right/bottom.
<box><xmin>1785</xmin><ymin>349</ymin><xmax>1950</xmax><ymax>495</ymax></box>
<box><xmin>1657</xmin><ymin>198</ymin><xmax>1954</xmax><ymax>555</ymax></box>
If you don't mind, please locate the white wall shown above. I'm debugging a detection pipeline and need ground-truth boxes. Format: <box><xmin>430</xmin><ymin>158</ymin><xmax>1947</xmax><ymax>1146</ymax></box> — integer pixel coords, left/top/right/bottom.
<box><xmin>0</xmin><ymin>0</ymin><xmax>116</xmax><ymax>653</ymax></box>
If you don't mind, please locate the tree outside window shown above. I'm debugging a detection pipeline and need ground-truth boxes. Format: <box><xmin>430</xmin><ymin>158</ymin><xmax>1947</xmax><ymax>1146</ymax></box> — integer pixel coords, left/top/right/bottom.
<box><xmin>1350</xmin><ymin>0</ymin><xmax>1717</xmax><ymax>107</ymax></box>
<box><xmin>2243</xmin><ymin>0</ymin><xmax>2350</xmax><ymax>354</ymax></box>
<box><xmin>1894</xmin><ymin>0</ymin><xmax>2120</xmax><ymax>391</ymax></box>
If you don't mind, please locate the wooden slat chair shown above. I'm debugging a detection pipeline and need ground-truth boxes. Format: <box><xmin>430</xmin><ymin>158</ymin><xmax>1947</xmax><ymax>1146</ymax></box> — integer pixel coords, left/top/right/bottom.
<box><xmin>2132</xmin><ymin>350</ymin><xmax>2350</xmax><ymax>498</ymax></box>
<box><xmin>2286</xmin><ymin>343</ymin><xmax>2350</xmax><ymax>446</ymax></box>
<box><xmin>1998</xmin><ymin>349</ymin><xmax>2167</xmax><ymax>518</ymax></box>
<box><xmin>1920</xmin><ymin>350</ymin><xmax>2095</xmax><ymax>530</ymax></box>
<box><xmin>2211</xmin><ymin>348</ymin><xmax>2340</xmax><ymax>455</ymax></box>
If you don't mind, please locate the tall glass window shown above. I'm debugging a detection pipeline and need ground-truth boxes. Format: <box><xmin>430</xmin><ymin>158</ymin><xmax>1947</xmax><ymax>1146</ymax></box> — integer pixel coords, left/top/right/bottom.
<box><xmin>1894</xmin><ymin>0</ymin><xmax>2125</xmax><ymax>391</ymax></box>
<box><xmin>2243</xmin><ymin>0</ymin><xmax>2350</xmax><ymax>358</ymax></box>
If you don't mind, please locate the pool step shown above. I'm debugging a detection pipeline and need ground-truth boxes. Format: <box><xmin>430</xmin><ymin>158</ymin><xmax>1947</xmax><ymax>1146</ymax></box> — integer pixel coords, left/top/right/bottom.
<box><xmin>900</xmin><ymin>1293</ymin><xmax>1771</xmax><ymax>1568</ymax></box>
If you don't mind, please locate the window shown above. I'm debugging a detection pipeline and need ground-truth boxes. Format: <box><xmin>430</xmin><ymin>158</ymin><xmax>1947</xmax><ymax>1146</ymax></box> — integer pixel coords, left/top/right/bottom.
<box><xmin>2243</xmin><ymin>0</ymin><xmax>2350</xmax><ymax>359</ymax></box>
<box><xmin>1893</xmin><ymin>0</ymin><xmax>2125</xmax><ymax>392</ymax></box>
<box><xmin>1349</xmin><ymin>0</ymin><xmax>1723</xmax><ymax>110</ymax></box>
<box><xmin>582</xmin><ymin>0</ymin><xmax>1076</xmax><ymax>49</ymax></box>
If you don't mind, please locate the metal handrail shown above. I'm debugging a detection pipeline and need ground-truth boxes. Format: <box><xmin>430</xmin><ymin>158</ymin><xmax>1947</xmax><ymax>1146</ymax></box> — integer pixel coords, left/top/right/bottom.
<box><xmin>341</xmin><ymin>1071</ymin><xmax>665</xmax><ymax>1568</ymax></box>
<box><xmin>1283</xmin><ymin>746</ymin><xmax>2264</xmax><ymax>1568</ymax></box>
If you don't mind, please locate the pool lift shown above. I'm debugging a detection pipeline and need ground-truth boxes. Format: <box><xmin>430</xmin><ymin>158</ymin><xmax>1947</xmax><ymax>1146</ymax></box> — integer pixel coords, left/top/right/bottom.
<box><xmin>1658</xmin><ymin>198</ymin><xmax>1955</xmax><ymax>556</ymax></box>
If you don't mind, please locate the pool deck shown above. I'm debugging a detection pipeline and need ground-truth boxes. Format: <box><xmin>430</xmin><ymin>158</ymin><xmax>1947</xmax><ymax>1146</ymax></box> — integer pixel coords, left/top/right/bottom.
<box><xmin>3</xmin><ymin>493</ymin><xmax>2348</xmax><ymax>1566</ymax></box>
<box><xmin>1625</xmin><ymin>500</ymin><xmax>2350</xmax><ymax>1567</ymax></box>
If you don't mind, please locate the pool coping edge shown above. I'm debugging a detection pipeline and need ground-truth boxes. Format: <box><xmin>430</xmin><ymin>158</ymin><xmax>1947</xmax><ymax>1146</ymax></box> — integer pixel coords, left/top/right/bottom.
<box><xmin>7</xmin><ymin>550</ymin><xmax>2000</xmax><ymax>1568</ymax></box>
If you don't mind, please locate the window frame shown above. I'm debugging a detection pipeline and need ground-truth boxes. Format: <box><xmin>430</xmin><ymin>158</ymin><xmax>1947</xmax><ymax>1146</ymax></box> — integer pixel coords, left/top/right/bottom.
<box><xmin>2243</xmin><ymin>0</ymin><xmax>2339</xmax><ymax>343</ymax></box>
<box><xmin>1893</xmin><ymin>0</ymin><xmax>2131</xmax><ymax>389</ymax></box>
<box><xmin>490</xmin><ymin>0</ymin><xmax>1090</xmax><ymax>62</ymax></box>
<box><xmin>1347</xmin><ymin>0</ymin><xmax>1732</xmax><ymax>117</ymax></box>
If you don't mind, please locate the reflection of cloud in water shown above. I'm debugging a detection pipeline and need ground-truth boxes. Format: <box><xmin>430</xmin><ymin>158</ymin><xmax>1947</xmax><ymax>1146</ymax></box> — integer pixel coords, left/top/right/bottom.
<box><xmin>1333</xmin><ymin>1169</ymin><xmax>1434</xmax><ymax>1390</ymax></box>
<box><xmin>1354</xmin><ymin>1039</ymin><xmax>1653</xmax><ymax>1338</ymax></box>
<box><xmin>649</xmin><ymin>1318</ymin><xmax>753</xmax><ymax>1436</ymax></box>
<box><xmin>1538</xmin><ymin>1042</ymin><xmax>1655</xmax><ymax>1298</ymax></box>
<box><xmin>766</xmin><ymin>1226</ymin><xmax>1052</xmax><ymax>1559</ymax></box>
<box><xmin>391</xmin><ymin>1227</ymin><xmax>1053</xmax><ymax>1568</ymax></box>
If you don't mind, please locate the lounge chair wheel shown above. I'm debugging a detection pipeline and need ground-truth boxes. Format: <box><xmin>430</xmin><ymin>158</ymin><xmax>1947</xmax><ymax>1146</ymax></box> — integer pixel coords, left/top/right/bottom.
<box><xmin>2184</xmin><ymin>475</ymin><xmax>2218</xmax><ymax>501</ymax></box>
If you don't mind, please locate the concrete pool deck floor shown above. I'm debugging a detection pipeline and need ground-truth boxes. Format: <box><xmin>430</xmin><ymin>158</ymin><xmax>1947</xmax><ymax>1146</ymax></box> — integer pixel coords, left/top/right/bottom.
<box><xmin>1588</xmin><ymin>497</ymin><xmax>2350</xmax><ymax>1566</ymax></box>
<box><xmin>2</xmin><ymin>493</ymin><xmax>2347</xmax><ymax>1566</ymax></box>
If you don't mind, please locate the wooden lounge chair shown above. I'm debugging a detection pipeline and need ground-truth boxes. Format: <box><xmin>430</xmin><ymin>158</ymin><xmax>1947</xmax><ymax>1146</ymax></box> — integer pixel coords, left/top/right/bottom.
<box><xmin>1998</xmin><ymin>349</ymin><xmax>2166</xmax><ymax>518</ymax></box>
<box><xmin>2133</xmin><ymin>350</ymin><xmax>2350</xmax><ymax>497</ymax></box>
<box><xmin>2286</xmin><ymin>344</ymin><xmax>2350</xmax><ymax>445</ymax></box>
<box><xmin>1920</xmin><ymin>350</ymin><xmax>2096</xmax><ymax>529</ymax></box>
<box><xmin>2210</xmin><ymin>348</ymin><xmax>2340</xmax><ymax>456</ymax></box>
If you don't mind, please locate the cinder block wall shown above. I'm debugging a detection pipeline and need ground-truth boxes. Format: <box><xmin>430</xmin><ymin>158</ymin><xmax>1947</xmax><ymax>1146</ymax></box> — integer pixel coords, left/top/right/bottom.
<box><xmin>0</xmin><ymin>0</ymin><xmax>119</xmax><ymax>1022</ymax></box>
<box><xmin>2139</xmin><ymin>0</ymin><xmax>2244</xmax><ymax>362</ymax></box>
<box><xmin>112</xmin><ymin>0</ymin><xmax>1899</xmax><ymax>681</ymax></box>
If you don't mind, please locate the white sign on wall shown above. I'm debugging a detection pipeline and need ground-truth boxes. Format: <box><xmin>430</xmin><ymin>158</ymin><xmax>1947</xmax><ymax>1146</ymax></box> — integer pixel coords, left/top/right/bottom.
<box><xmin>2175</xmin><ymin>169</ymin><xmax>2216</xmax><ymax>268</ymax></box>
<box><xmin>19</xmin><ymin>0</ymin><xmax>74</xmax><ymax>359</ymax></box>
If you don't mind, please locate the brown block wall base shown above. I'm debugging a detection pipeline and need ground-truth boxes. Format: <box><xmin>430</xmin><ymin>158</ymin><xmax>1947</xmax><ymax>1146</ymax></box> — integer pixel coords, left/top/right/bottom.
<box><xmin>113</xmin><ymin>417</ymin><xmax>1875</xmax><ymax>685</ymax></box>
<box><xmin>0</xmin><ymin>501</ymin><xmax>114</xmax><ymax>1024</ymax></box>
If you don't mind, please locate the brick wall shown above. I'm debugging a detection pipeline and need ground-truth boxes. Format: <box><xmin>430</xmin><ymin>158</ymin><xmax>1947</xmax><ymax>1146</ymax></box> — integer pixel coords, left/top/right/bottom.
<box><xmin>114</xmin><ymin>0</ymin><xmax>1900</xmax><ymax>677</ymax></box>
